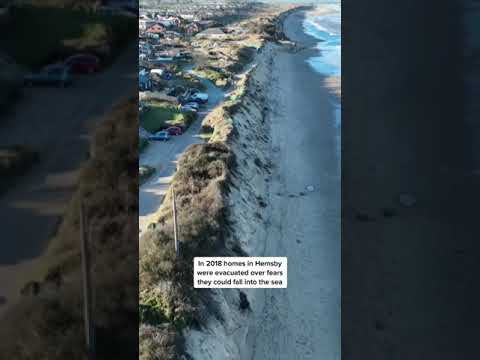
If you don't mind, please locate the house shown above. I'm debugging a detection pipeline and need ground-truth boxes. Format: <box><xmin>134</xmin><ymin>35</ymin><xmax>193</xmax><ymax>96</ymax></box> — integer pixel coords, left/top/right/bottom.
<box><xmin>155</xmin><ymin>15</ymin><xmax>182</xmax><ymax>28</ymax></box>
<box><xmin>139</xmin><ymin>19</ymin><xmax>156</xmax><ymax>31</ymax></box>
<box><xmin>186</xmin><ymin>23</ymin><xmax>200</xmax><ymax>35</ymax></box>
<box><xmin>146</xmin><ymin>24</ymin><xmax>167</xmax><ymax>35</ymax></box>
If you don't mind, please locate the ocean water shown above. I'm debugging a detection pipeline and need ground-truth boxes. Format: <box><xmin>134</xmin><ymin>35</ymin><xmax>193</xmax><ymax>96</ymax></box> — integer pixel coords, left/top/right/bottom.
<box><xmin>303</xmin><ymin>9</ymin><xmax>341</xmax><ymax>76</ymax></box>
<box><xmin>303</xmin><ymin>6</ymin><xmax>341</xmax><ymax>163</ymax></box>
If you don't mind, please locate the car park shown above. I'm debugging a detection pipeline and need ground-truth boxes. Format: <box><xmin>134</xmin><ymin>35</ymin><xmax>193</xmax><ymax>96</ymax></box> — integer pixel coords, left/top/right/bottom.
<box><xmin>24</xmin><ymin>64</ymin><xmax>72</xmax><ymax>87</ymax></box>
<box><xmin>64</xmin><ymin>54</ymin><xmax>100</xmax><ymax>74</ymax></box>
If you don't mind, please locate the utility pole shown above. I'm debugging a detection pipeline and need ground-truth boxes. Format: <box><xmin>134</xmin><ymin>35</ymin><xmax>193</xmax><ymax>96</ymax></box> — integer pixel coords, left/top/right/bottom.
<box><xmin>80</xmin><ymin>202</ymin><xmax>96</xmax><ymax>360</ymax></box>
<box><xmin>172</xmin><ymin>188</ymin><xmax>180</xmax><ymax>258</ymax></box>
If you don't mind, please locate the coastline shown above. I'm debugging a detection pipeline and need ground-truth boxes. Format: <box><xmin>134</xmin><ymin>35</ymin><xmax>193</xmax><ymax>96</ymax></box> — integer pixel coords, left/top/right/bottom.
<box><xmin>185</xmin><ymin>6</ymin><xmax>340</xmax><ymax>360</ymax></box>
<box><xmin>248</xmin><ymin>9</ymin><xmax>340</xmax><ymax>360</ymax></box>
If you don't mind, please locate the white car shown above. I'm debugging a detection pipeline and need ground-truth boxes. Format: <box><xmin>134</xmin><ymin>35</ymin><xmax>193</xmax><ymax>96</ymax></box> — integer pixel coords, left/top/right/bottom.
<box><xmin>189</xmin><ymin>92</ymin><xmax>208</xmax><ymax>103</ymax></box>
<box><xmin>184</xmin><ymin>102</ymin><xmax>200</xmax><ymax>110</ymax></box>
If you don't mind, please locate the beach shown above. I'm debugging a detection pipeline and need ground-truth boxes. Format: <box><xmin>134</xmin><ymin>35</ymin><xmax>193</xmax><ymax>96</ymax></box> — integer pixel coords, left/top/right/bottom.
<box><xmin>185</xmin><ymin>6</ymin><xmax>341</xmax><ymax>359</ymax></box>
<box><xmin>247</xmin><ymin>8</ymin><xmax>341</xmax><ymax>360</ymax></box>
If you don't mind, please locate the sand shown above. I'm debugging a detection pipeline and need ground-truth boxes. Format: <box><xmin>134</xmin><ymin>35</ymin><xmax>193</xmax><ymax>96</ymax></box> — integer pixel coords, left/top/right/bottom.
<box><xmin>246</xmin><ymin>9</ymin><xmax>340</xmax><ymax>360</ymax></box>
<box><xmin>185</xmin><ymin>7</ymin><xmax>340</xmax><ymax>360</ymax></box>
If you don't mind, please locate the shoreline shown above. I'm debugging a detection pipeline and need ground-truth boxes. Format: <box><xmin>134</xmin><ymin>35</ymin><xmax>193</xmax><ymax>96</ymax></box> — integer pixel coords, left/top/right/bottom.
<box><xmin>185</xmin><ymin>6</ymin><xmax>340</xmax><ymax>359</ymax></box>
<box><xmin>247</xmin><ymin>8</ymin><xmax>340</xmax><ymax>360</ymax></box>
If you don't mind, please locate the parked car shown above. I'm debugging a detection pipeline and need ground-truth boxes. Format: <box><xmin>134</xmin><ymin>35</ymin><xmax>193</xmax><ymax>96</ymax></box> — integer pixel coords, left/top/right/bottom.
<box><xmin>180</xmin><ymin>89</ymin><xmax>209</xmax><ymax>104</ymax></box>
<box><xmin>182</xmin><ymin>102</ymin><xmax>200</xmax><ymax>112</ymax></box>
<box><xmin>64</xmin><ymin>54</ymin><xmax>100</xmax><ymax>74</ymax></box>
<box><xmin>175</xmin><ymin>52</ymin><xmax>192</xmax><ymax>61</ymax></box>
<box><xmin>162</xmin><ymin>72</ymin><xmax>173</xmax><ymax>80</ymax></box>
<box><xmin>189</xmin><ymin>92</ymin><xmax>208</xmax><ymax>103</ymax></box>
<box><xmin>149</xmin><ymin>131</ymin><xmax>170</xmax><ymax>141</ymax></box>
<box><xmin>165</xmin><ymin>126</ymin><xmax>183</xmax><ymax>136</ymax></box>
<box><xmin>24</xmin><ymin>64</ymin><xmax>72</xmax><ymax>87</ymax></box>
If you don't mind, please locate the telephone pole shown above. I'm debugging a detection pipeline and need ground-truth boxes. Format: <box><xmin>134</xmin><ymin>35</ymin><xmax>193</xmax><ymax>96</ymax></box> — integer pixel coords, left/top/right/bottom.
<box><xmin>80</xmin><ymin>202</ymin><xmax>96</xmax><ymax>360</ymax></box>
<box><xmin>172</xmin><ymin>188</ymin><xmax>180</xmax><ymax>258</ymax></box>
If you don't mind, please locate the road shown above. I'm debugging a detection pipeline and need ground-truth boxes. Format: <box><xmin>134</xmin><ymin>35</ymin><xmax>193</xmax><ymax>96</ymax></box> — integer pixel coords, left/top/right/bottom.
<box><xmin>0</xmin><ymin>43</ymin><xmax>136</xmax><ymax>312</ymax></box>
<box><xmin>139</xmin><ymin>75</ymin><xmax>225</xmax><ymax>233</ymax></box>
<box><xmin>249</xmin><ymin>10</ymin><xmax>341</xmax><ymax>360</ymax></box>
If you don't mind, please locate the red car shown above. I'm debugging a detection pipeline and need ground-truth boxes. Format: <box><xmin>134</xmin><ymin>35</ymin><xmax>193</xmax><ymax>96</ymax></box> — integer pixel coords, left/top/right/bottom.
<box><xmin>165</xmin><ymin>126</ymin><xmax>183</xmax><ymax>136</ymax></box>
<box><xmin>64</xmin><ymin>54</ymin><xmax>100</xmax><ymax>74</ymax></box>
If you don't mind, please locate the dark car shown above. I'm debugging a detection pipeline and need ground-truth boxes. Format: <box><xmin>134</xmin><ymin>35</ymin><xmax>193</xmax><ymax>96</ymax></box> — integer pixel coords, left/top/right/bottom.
<box><xmin>64</xmin><ymin>54</ymin><xmax>100</xmax><ymax>74</ymax></box>
<box><xmin>149</xmin><ymin>131</ymin><xmax>170</xmax><ymax>141</ymax></box>
<box><xmin>165</xmin><ymin>126</ymin><xmax>183</xmax><ymax>136</ymax></box>
<box><xmin>24</xmin><ymin>64</ymin><xmax>72</xmax><ymax>87</ymax></box>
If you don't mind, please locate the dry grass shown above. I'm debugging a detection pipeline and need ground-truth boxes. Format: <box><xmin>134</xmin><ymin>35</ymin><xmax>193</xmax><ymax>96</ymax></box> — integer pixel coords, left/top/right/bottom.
<box><xmin>139</xmin><ymin>142</ymin><xmax>234</xmax><ymax>357</ymax></box>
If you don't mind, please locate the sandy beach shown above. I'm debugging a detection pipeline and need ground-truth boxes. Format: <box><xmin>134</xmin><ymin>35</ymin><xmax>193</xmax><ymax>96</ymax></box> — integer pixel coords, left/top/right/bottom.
<box><xmin>247</xmin><ymin>9</ymin><xmax>340</xmax><ymax>360</ymax></box>
<box><xmin>185</xmin><ymin>7</ymin><xmax>340</xmax><ymax>360</ymax></box>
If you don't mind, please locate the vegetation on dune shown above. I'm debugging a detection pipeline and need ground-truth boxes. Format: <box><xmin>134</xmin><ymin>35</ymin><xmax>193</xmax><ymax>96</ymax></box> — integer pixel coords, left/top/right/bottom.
<box><xmin>139</xmin><ymin>142</ymin><xmax>234</xmax><ymax>358</ymax></box>
<box><xmin>0</xmin><ymin>99</ymin><xmax>138</xmax><ymax>359</ymax></box>
<box><xmin>192</xmin><ymin>65</ymin><xmax>231</xmax><ymax>88</ymax></box>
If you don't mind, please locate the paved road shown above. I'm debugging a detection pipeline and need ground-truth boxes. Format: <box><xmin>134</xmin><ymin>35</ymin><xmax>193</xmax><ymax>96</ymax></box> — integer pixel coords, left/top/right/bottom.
<box><xmin>139</xmin><ymin>76</ymin><xmax>225</xmax><ymax>233</ymax></box>
<box><xmin>0</xmin><ymin>43</ymin><xmax>136</xmax><ymax>310</ymax></box>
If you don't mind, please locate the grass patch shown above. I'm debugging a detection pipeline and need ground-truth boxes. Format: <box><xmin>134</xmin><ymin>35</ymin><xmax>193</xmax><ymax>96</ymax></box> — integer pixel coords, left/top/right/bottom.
<box><xmin>172</xmin><ymin>73</ymin><xmax>207</xmax><ymax>92</ymax></box>
<box><xmin>141</xmin><ymin>102</ymin><xmax>195</xmax><ymax>133</ymax></box>
<box><xmin>193</xmin><ymin>65</ymin><xmax>230</xmax><ymax>88</ymax></box>
<box><xmin>0</xmin><ymin>5</ymin><xmax>136</xmax><ymax>68</ymax></box>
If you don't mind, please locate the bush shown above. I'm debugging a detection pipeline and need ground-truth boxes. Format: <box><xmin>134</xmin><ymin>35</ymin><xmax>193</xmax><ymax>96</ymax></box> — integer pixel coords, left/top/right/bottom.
<box><xmin>140</xmin><ymin>164</ymin><xmax>155</xmax><ymax>184</ymax></box>
<box><xmin>193</xmin><ymin>65</ymin><xmax>230</xmax><ymax>88</ymax></box>
<box><xmin>139</xmin><ymin>324</ymin><xmax>181</xmax><ymax>360</ymax></box>
<box><xmin>139</xmin><ymin>142</ymin><xmax>234</xmax><ymax>352</ymax></box>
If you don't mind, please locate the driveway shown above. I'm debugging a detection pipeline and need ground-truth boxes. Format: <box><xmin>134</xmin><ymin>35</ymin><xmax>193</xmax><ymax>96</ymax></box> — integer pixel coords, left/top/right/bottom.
<box><xmin>139</xmin><ymin>75</ymin><xmax>225</xmax><ymax>233</ymax></box>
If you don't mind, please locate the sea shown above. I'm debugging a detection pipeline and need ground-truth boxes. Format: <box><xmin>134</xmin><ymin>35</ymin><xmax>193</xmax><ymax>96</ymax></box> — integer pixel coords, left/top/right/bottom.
<box><xmin>303</xmin><ymin>7</ymin><xmax>341</xmax><ymax>77</ymax></box>
<box><xmin>303</xmin><ymin>5</ymin><xmax>341</xmax><ymax>163</ymax></box>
